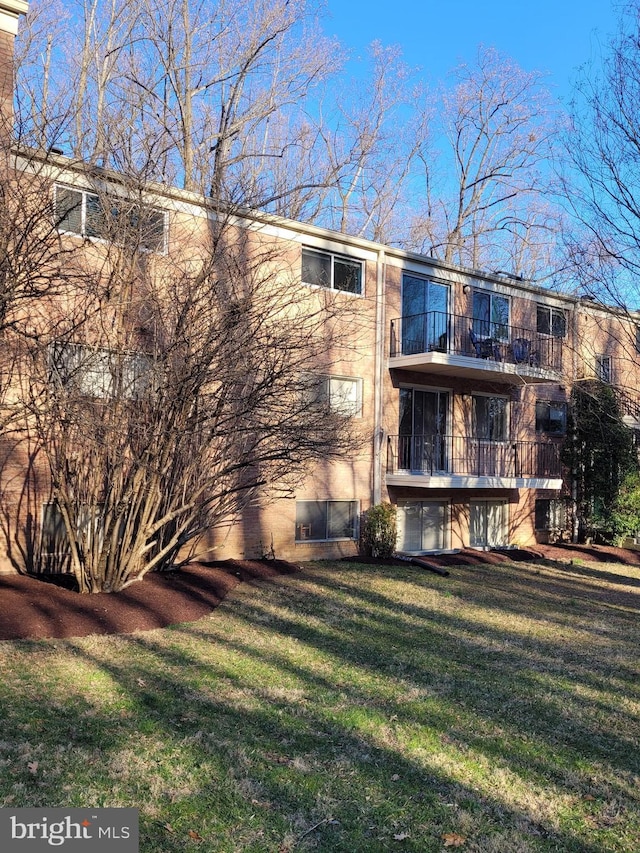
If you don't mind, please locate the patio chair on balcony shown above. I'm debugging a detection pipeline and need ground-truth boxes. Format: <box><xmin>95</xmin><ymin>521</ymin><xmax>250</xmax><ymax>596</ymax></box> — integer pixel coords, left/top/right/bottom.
<box><xmin>429</xmin><ymin>331</ymin><xmax>448</xmax><ymax>353</ymax></box>
<box><xmin>511</xmin><ymin>337</ymin><xmax>531</xmax><ymax>363</ymax></box>
<box><xmin>469</xmin><ymin>328</ymin><xmax>501</xmax><ymax>360</ymax></box>
<box><xmin>511</xmin><ymin>337</ymin><xmax>541</xmax><ymax>367</ymax></box>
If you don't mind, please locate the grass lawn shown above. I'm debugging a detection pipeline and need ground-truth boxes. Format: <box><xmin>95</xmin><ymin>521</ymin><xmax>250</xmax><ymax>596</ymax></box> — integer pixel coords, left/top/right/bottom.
<box><xmin>0</xmin><ymin>557</ymin><xmax>639</xmax><ymax>852</ymax></box>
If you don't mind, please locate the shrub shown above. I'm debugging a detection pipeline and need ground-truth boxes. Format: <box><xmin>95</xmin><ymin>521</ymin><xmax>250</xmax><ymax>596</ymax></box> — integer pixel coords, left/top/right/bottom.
<box><xmin>361</xmin><ymin>503</ymin><xmax>397</xmax><ymax>558</ymax></box>
<box><xmin>610</xmin><ymin>471</ymin><xmax>640</xmax><ymax>544</ymax></box>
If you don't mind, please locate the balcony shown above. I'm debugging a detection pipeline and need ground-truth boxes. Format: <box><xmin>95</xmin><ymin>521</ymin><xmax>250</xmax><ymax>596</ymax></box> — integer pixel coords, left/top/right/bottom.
<box><xmin>386</xmin><ymin>434</ymin><xmax>563</xmax><ymax>490</ymax></box>
<box><xmin>616</xmin><ymin>387</ymin><xmax>640</xmax><ymax>427</ymax></box>
<box><xmin>389</xmin><ymin>312</ymin><xmax>563</xmax><ymax>383</ymax></box>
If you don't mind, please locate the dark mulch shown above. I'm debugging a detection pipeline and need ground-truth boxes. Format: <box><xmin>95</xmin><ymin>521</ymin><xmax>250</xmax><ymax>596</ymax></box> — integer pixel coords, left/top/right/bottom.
<box><xmin>346</xmin><ymin>543</ymin><xmax>640</xmax><ymax>568</ymax></box>
<box><xmin>520</xmin><ymin>542</ymin><xmax>640</xmax><ymax>566</ymax></box>
<box><xmin>2</xmin><ymin>544</ymin><xmax>640</xmax><ymax>642</ymax></box>
<box><xmin>0</xmin><ymin>559</ymin><xmax>300</xmax><ymax>642</ymax></box>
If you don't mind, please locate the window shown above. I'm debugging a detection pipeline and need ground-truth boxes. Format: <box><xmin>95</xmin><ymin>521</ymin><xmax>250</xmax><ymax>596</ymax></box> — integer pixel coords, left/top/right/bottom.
<box><xmin>319</xmin><ymin>375</ymin><xmax>363</xmax><ymax>416</ymax></box>
<box><xmin>41</xmin><ymin>502</ymin><xmax>68</xmax><ymax>555</ymax></box>
<box><xmin>41</xmin><ymin>502</ymin><xmax>103</xmax><ymax>555</ymax></box>
<box><xmin>295</xmin><ymin>500</ymin><xmax>358</xmax><ymax>541</ymax></box>
<box><xmin>537</xmin><ymin>305</ymin><xmax>566</xmax><ymax>338</ymax></box>
<box><xmin>535</xmin><ymin>401</ymin><xmax>567</xmax><ymax>434</ymax></box>
<box><xmin>54</xmin><ymin>184</ymin><xmax>167</xmax><ymax>252</ymax></box>
<box><xmin>473</xmin><ymin>395</ymin><xmax>507</xmax><ymax>441</ymax></box>
<box><xmin>49</xmin><ymin>342</ymin><xmax>154</xmax><ymax>400</ymax></box>
<box><xmin>535</xmin><ymin>499</ymin><xmax>566</xmax><ymax>531</ymax></box>
<box><xmin>472</xmin><ymin>291</ymin><xmax>509</xmax><ymax>341</ymax></box>
<box><xmin>301</xmin><ymin>247</ymin><xmax>362</xmax><ymax>294</ymax></box>
<box><xmin>401</xmin><ymin>275</ymin><xmax>449</xmax><ymax>354</ymax></box>
<box><xmin>396</xmin><ymin>500</ymin><xmax>447</xmax><ymax>551</ymax></box>
<box><xmin>595</xmin><ymin>354</ymin><xmax>612</xmax><ymax>383</ymax></box>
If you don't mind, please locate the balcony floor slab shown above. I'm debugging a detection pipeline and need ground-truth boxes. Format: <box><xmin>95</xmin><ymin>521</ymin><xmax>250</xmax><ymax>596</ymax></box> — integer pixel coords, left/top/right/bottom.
<box><xmin>386</xmin><ymin>473</ymin><xmax>563</xmax><ymax>490</ymax></box>
<box><xmin>388</xmin><ymin>351</ymin><xmax>559</xmax><ymax>384</ymax></box>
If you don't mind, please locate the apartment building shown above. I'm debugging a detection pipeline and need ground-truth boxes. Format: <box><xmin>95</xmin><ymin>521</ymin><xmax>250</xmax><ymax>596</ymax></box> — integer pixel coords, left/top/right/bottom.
<box><xmin>1</xmin><ymin>1</ymin><xmax>639</xmax><ymax>575</ymax></box>
<box><xmin>223</xmin><ymin>227</ymin><xmax>575</xmax><ymax>561</ymax></box>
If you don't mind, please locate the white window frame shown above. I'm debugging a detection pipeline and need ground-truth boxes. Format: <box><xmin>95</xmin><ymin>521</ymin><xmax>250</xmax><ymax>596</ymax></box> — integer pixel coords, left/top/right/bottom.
<box><xmin>470</xmin><ymin>499</ymin><xmax>509</xmax><ymax>548</ymax></box>
<box><xmin>321</xmin><ymin>375</ymin><xmax>363</xmax><ymax>417</ymax></box>
<box><xmin>295</xmin><ymin>500</ymin><xmax>359</xmax><ymax>542</ymax></box>
<box><xmin>396</xmin><ymin>499</ymin><xmax>449</xmax><ymax>553</ymax></box>
<box><xmin>301</xmin><ymin>247</ymin><xmax>363</xmax><ymax>295</ymax></box>
<box><xmin>49</xmin><ymin>341</ymin><xmax>155</xmax><ymax>401</ymax></box>
<box><xmin>54</xmin><ymin>183</ymin><xmax>167</xmax><ymax>254</ymax></box>
<box><xmin>536</xmin><ymin>305</ymin><xmax>567</xmax><ymax>338</ymax></box>
<box><xmin>595</xmin><ymin>354</ymin><xmax>612</xmax><ymax>383</ymax></box>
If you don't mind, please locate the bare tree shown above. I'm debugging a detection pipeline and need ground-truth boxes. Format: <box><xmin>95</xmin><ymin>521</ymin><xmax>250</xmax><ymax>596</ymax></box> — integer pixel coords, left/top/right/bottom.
<box><xmin>15</xmin><ymin>0</ymin><xmax>343</xmax><ymax>199</ymax></box>
<box><xmin>407</xmin><ymin>47</ymin><xmax>562</xmax><ymax>276</ymax></box>
<box><xmin>0</xmin><ymin>0</ymin><xmax>378</xmax><ymax>592</ymax></box>
<box><xmin>308</xmin><ymin>42</ymin><xmax>427</xmax><ymax>243</ymax></box>
<box><xmin>5</xmin><ymin>178</ymin><xmax>366</xmax><ymax>592</ymax></box>
<box><xmin>12</xmin><ymin>0</ymin><xmax>73</xmax><ymax>150</ymax></box>
<box><xmin>563</xmin><ymin>2</ymin><xmax>640</xmax><ymax>303</ymax></box>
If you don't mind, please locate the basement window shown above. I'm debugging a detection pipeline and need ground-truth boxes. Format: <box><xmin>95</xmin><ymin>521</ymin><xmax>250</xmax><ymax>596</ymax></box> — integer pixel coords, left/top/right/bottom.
<box><xmin>295</xmin><ymin>500</ymin><xmax>359</xmax><ymax>541</ymax></box>
<box><xmin>535</xmin><ymin>498</ymin><xmax>567</xmax><ymax>531</ymax></box>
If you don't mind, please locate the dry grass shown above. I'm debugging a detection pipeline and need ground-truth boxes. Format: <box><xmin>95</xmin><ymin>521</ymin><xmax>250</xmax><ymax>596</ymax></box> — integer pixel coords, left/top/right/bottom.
<box><xmin>0</xmin><ymin>556</ymin><xmax>639</xmax><ymax>851</ymax></box>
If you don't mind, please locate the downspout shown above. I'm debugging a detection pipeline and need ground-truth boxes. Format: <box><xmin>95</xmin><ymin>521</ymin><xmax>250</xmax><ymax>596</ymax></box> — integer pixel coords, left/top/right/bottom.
<box><xmin>372</xmin><ymin>247</ymin><xmax>386</xmax><ymax>506</ymax></box>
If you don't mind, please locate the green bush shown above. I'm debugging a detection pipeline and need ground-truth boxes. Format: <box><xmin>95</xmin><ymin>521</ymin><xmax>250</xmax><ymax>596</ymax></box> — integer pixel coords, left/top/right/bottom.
<box><xmin>361</xmin><ymin>503</ymin><xmax>397</xmax><ymax>558</ymax></box>
<box><xmin>610</xmin><ymin>471</ymin><xmax>640</xmax><ymax>544</ymax></box>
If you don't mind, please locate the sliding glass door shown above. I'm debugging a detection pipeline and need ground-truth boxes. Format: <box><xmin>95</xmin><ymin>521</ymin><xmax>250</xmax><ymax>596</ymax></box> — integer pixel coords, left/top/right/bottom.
<box><xmin>399</xmin><ymin>388</ymin><xmax>449</xmax><ymax>473</ymax></box>
<box><xmin>401</xmin><ymin>275</ymin><xmax>449</xmax><ymax>354</ymax></box>
<box><xmin>469</xmin><ymin>500</ymin><xmax>508</xmax><ymax>547</ymax></box>
<box><xmin>397</xmin><ymin>501</ymin><xmax>448</xmax><ymax>552</ymax></box>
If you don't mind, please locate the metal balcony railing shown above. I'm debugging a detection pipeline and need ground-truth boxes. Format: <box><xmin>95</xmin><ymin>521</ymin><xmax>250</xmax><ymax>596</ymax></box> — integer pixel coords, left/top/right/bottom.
<box><xmin>617</xmin><ymin>387</ymin><xmax>640</xmax><ymax>422</ymax></box>
<box><xmin>389</xmin><ymin>311</ymin><xmax>563</xmax><ymax>371</ymax></box>
<box><xmin>386</xmin><ymin>434</ymin><xmax>562</xmax><ymax>479</ymax></box>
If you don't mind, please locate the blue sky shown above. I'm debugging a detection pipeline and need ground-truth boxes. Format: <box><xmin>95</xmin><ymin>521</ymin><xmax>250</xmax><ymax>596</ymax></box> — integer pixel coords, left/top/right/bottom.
<box><xmin>324</xmin><ymin>0</ymin><xmax>621</xmax><ymax>102</ymax></box>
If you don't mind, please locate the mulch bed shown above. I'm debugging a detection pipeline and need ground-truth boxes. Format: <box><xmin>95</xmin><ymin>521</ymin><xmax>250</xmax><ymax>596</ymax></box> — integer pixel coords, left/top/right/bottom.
<box><xmin>0</xmin><ymin>559</ymin><xmax>300</xmax><ymax>642</ymax></box>
<box><xmin>1</xmin><ymin>543</ymin><xmax>639</xmax><ymax>642</ymax></box>
<box><xmin>345</xmin><ymin>543</ymin><xmax>640</xmax><ymax>568</ymax></box>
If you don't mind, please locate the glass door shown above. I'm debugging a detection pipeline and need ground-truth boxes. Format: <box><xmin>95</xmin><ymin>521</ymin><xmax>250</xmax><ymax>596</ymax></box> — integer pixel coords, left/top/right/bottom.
<box><xmin>399</xmin><ymin>388</ymin><xmax>449</xmax><ymax>473</ymax></box>
<box><xmin>402</xmin><ymin>275</ymin><xmax>449</xmax><ymax>355</ymax></box>
<box><xmin>469</xmin><ymin>500</ymin><xmax>508</xmax><ymax>547</ymax></box>
<box><xmin>397</xmin><ymin>501</ymin><xmax>448</xmax><ymax>552</ymax></box>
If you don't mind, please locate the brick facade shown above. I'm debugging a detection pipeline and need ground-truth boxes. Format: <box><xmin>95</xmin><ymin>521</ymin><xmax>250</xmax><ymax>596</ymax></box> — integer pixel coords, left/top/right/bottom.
<box><xmin>0</xmin><ymin>2</ymin><xmax>639</xmax><ymax>572</ymax></box>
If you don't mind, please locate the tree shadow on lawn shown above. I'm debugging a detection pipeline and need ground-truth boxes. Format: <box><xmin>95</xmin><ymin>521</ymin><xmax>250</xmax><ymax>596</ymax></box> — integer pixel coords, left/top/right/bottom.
<box><xmin>536</xmin><ymin>558</ymin><xmax>640</xmax><ymax>590</ymax></box>
<box><xmin>310</xmin><ymin>562</ymin><xmax>640</xmax><ymax>685</ymax></box>
<box><xmin>0</xmin><ymin>653</ymin><xmax>608</xmax><ymax>853</ymax></box>
<box><xmin>1</xmin><ymin>581</ymin><xmax>632</xmax><ymax>851</ymax></box>
<box><xmin>3</xmin><ymin>558</ymin><xmax>639</xmax><ymax>851</ymax></box>
<box><xmin>374</xmin><ymin>558</ymin><xmax>640</xmax><ymax>637</ymax></box>
<box><xmin>200</xmin><ymin>568</ymin><xmax>640</xmax><ymax>774</ymax></box>
<box><xmin>108</xmin><ymin>563</ymin><xmax>639</xmax><ymax>834</ymax></box>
